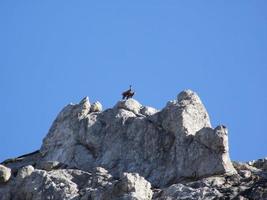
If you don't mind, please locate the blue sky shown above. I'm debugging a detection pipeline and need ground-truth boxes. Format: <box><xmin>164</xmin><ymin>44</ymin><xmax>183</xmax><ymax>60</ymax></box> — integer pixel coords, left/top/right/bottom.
<box><xmin>0</xmin><ymin>1</ymin><xmax>266</xmax><ymax>162</ymax></box>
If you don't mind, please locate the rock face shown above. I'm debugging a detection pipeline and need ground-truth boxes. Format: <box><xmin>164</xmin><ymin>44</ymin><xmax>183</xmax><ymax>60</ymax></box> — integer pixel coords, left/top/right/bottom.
<box><xmin>1</xmin><ymin>90</ymin><xmax>266</xmax><ymax>200</ymax></box>
<box><xmin>39</xmin><ymin>90</ymin><xmax>236</xmax><ymax>187</ymax></box>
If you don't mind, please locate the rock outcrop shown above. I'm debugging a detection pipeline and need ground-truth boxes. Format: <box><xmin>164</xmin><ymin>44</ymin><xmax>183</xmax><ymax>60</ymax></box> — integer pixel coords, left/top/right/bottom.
<box><xmin>1</xmin><ymin>90</ymin><xmax>266</xmax><ymax>200</ymax></box>
<box><xmin>0</xmin><ymin>165</ymin><xmax>11</xmax><ymax>183</ymax></box>
<box><xmin>39</xmin><ymin>90</ymin><xmax>236</xmax><ymax>187</ymax></box>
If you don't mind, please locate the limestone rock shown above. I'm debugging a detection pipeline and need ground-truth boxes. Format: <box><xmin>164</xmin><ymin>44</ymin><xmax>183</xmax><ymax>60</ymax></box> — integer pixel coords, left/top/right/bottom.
<box><xmin>158</xmin><ymin>183</ymin><xmax>222</xmax><ymax>200</ymax></box>
<box><xmin>177</xmin><ymin>89</ymin><xmax>202</xmax><ymax>104</ymax></box>
<box><xmin>0</xmin><ymin>165</ymin><xmax>11</xmax><ymax>183</ymax></box>
<box><xmin>79</xmin><ymin>96</ymin><xmax>91</xmax><ymax>116</ymax></box>
<box><xmin>90</xmin><ymin>101</ymin><xmax>103</xmax><ymax>112</ymax></box>
<box><xmin>112</xmin><ymin>173</ymin><xmax>153</xmax><ymax>200</ymax></box>
<box><xmin>161</xmin><ymin>89</ymin><xmax>211</xmax><ymax>137</ymax></box>
<box><xmin>17</xmin><ymin>165</ymin><xmax>34</xmax><ymax>179</ymax></box>
<box><xmin>251</xmin><ymin>158</ymin><xmax>267</xmax><ymax>171</ymax></box>
<box><xmin>1</xmin><ymin>150</ymin><xmax>40</xmax><ymax>174</ymax></box>
<box><xmin>115</xmin><ymin>98</ymin><xmax>142</xmax><ymax>114</ymax></box>
<box><xmin>154</xmin><ymin>163</ymin><xmax>267</xmax><ymax>200</ymax></box>
<box><xmin>232</xmin><ymin>161</ymin><xmax>261</xmax><ymax>173</ymax></box>
<box><xmin>36</xmin><ymin>161</ymin><xmax>64</xmax><ymax>171</ymax></box>
<box><xmin>12</xmin><ymin>169</ymin><xmax>81</xmax><ymax>200</ymax></box>
<box><xmin>39</xmin><ymin>101</ymin><xmax>94</xmax><ymax>170</ymax></box>
<box><xmin>0</xmin><ymin>166</ymin><xmax>155</xmax><ymax>200</ymax></box>
<box><xmin>39</xmin><ymin>90</ymin><xmax>236</xmax><ymax>187</ymax></box>
<box><xmin>4</xmin><ymin>90</ymin><xmax>265</xmax><ymax>199</ymax></box>
<box><xmin>140</xmin><ymin>106</ymin><xmax>158</xmax><ymax>116</ymax></box>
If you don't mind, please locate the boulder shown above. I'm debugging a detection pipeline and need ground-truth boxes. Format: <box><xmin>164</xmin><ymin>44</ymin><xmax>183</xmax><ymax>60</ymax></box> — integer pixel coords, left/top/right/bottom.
<box><xmin>140</xmin><ymin>106</ymin><xmax>158</xmax><ymax>116</ymax></box>
<box><xmin>0</xmin><ymin>165</ymin><xmax>11</xmax><ymax>183</ymax></box>
<box><xmin>160</xmin><ymin>89</ymin><xmax>211</xmax><ymax>137</ymax></box>
<box><xmin>17</xmin><ymin>165</ymin><xmax>34</xmax><ymax>179</ymax></box>
<box><xmin>112</xmin><ymin>173</ymin><xmax>153</xmax><ymax>200</ymax></box>
<box><xmin>90</xmin><ymin>101</ymin><xmax>103</xmax><ymax>112</ymax></box>
<box><xmin>115</xmin><ymin>98</ymin><xmax>142</xmax><ymax>114</ymax></box>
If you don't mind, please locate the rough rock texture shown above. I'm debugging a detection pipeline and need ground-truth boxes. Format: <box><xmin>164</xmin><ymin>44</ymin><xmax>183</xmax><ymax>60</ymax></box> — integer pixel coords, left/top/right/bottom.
<box><xmin>0</xmin><ymin>165</ymin><xmax>11</xmax><ymax>183</ymax></box>
<box><xmin>90</xmin><ymin>101</ymin><xmax>103</xmax><ymax>113</ymax></box>
<box><xmin>1</xmin><ymin>90</ymin><xmax>266</xmax><ymax>200</ymax></box>
<box><xmin>40</xmin><ymin>90</ymin><xmax>236</xmax><ymax>187</ymax></box>
<box><xmin>0</xmin><ymin>166</ymin><xmax>152</xmax><ymax>200</ymax></box>
<box><xmin>250</xmin><ymin>158</ymin><xmax>267</xmax><ymax>171</ymax></box>
<box><xmin>154</xmin><ymin>162</ymin><xmax>267</xmax><ymax>200</ymax></box>
<box><xmin>113</xmin><ymin>173</ymin><xmax>153</xmax><ymax>200</ymax></box>
<box><xmin>1</xmin><ymin>158</ymin><xmax>267</xmax><ymax>200</ymax></box>
<box><xmin>140</xmin><ymin>106</ymin><xmax>158</xmax><ymax>116</ymax></box>
<box><xmin>16</xmin><ymin>165</ymin><xmax>34</xmax><ymax>180</ymax></box>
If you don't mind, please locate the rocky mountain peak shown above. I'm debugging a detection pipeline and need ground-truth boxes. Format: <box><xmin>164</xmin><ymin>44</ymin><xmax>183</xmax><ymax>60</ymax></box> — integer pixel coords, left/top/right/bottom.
<box><xmin>177</xmin><ymin>89</ymin><xmax>201</xmax><ymax>104</ymax></box>
<box><xmin>1</xmin><ymin>90</ymin><xmax>266</xmax><ymax>200</ymax></box>
<box><xmin>39</xmin><ymin>90</ymin><xmax>236</xmax><ymax>187</ymax></box>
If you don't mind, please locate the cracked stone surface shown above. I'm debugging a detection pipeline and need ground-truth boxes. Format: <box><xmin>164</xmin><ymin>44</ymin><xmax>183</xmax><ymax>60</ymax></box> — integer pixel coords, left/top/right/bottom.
<box><xmin>39</xmin><ymin>90</ymin><xmax>236</xmax><ymax>187</ymax></box>
<box><xmin>1</xmin><ymin>90</ymin><xmax>265</xmax><ymax>200</ymax></box>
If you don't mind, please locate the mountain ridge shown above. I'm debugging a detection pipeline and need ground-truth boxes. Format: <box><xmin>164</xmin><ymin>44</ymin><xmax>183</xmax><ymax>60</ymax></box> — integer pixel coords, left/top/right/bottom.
<box><xmin>0</xmin><ymin>90</ymin><xmax>266</xmax><ymax>200</ymax></box>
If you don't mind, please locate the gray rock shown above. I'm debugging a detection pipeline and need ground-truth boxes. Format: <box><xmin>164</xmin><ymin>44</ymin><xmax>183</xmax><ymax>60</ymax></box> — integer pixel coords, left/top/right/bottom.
<box><xmin>252</xmin><ymin>157</ymin><xmax>267</xmax><ymax>171</ymax></box>
<box><xmin>40</xmin><ymin>101</ymin><xmax>92</xmax><ymax>169</ymax></box>
<box><xmin>12</xmin><ymin>169</ymin><xmax>81</xmax><ymax>200</ymax></box>
<box><xmin>1</xmin><ymin>150</ymin><xmax>40</xmax><ymax>173</ymax></box>
<box><xmin>140</xmin><ymin>106</ymin><xmax>158</xmax><ymax>116</ymax></box>
<box><xmin>112</xmin><ymin>173</ymin><xmax>153</xmax><ymax>200</ymax></box>
<box><xmin>153</xmin><ymin>166</ymin><xmax>267</xmax><ymax>200</ymax></box>
<box><xmin>158</xmin><ymin>183</ymin><xmax>222</xmax><ymax>200</ymax></box>
<box><xmin>0</xmin><ymin>165</ymin><xmax>11</xmax><ymax>183</ymax></box>
<box><xmin>161</xmin><ymin>89</ymin><xmax>211</xmax><ymax>137</ymax></box>
<box><xmin>80</xmin><ymin>96</ymin><xmax>91</xmax><ymax>111</ymax></box>
<box><xmin>233</xmin><ymin>161</ymin><xmax>260</xmax><ymax>173</ymax></box>
<box><xmin>0</xmin><ymin>166</ymin><xmax>152</xmax><ymax>200</ymax></box>
<box><xmin>17</xmin><ymin>165</ymin><xmax>34</xmax><ymax>179</ymax></box>
<box><xmin>239</xmin><ymin>170</ymin><xmax>252</xmax><ymax>179</ymax></box>
<box><xmin>90</xmin><ymin>101</ymin><xmax>103</xmax><ymax>113</ymax></box>
<box><xmin>115</xmin><ymin>98</ymin><xmax>142</xmax><ymax>114</ymax></box>
<box><xmin>36</xmin><ymin>161</ymin><xmax>64</xmax><ymax>171</ymax></box>
<box><xmin>5</xmin><ymin>90</ymin><xmax>266</xmax><ymax>199</ymax></box>
<box><xmin>39</xmin><ymin>90</ymin><xmax>236</xmax><ymax>187</ymax></box>
<box><xmin>0</xmin><ymin>188</ymin><xmax>11</xmax><ymax>200</ymax></box>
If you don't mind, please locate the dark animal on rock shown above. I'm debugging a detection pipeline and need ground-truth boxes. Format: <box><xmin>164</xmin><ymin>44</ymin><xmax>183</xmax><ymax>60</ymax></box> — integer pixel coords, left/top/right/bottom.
<box><xmin>122</xmin><ymin>85</ymin><xmax>135</xmax><ymax>100</ymax></box>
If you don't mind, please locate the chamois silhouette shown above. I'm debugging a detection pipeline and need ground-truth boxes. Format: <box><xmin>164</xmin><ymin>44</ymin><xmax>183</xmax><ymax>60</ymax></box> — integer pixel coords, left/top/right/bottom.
<box><xmin>122</xmin><ymin>85</ymin><xmax>135</xmax><ymax>100</ymax></box>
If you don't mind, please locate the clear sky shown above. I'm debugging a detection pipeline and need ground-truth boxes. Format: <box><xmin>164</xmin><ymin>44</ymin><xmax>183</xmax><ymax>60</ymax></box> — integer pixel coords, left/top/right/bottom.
<box><xmin>0</xmin><ymin>1</ymin><xmax>266</xmax><ymax>162</ymax></box>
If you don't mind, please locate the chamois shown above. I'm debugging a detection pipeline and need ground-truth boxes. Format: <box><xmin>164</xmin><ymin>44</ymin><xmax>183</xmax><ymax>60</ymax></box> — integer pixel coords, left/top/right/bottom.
<box><xmin>122</xmin><ymin>85</ymin><xmax>135</xmax><ymax>100</ymax></box>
